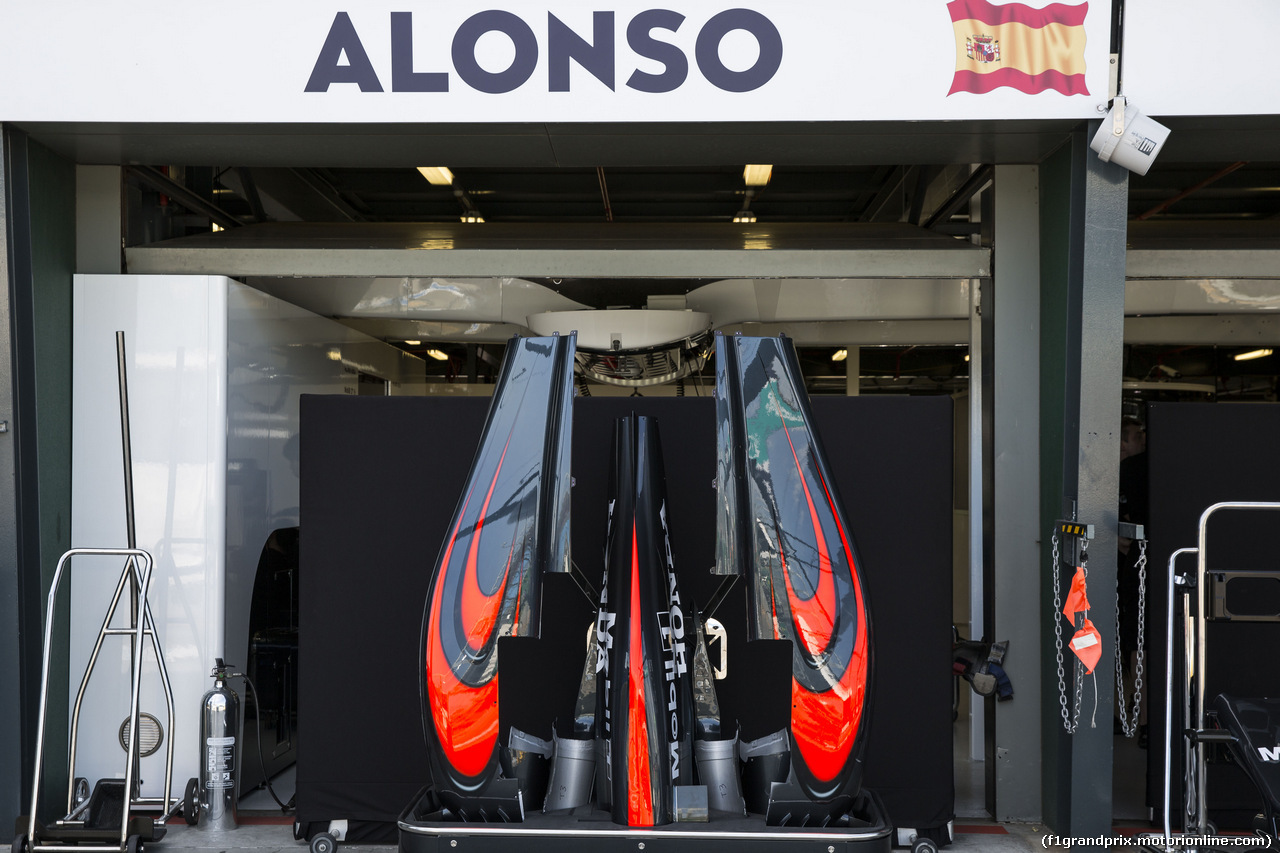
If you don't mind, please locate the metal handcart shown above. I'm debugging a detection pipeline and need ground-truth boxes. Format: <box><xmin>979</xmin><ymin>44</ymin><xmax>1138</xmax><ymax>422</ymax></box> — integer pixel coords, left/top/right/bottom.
<box><xmin>13</xmin><ymin>545</ymin><xmax>199</xmax><ymax>853</ymax></box>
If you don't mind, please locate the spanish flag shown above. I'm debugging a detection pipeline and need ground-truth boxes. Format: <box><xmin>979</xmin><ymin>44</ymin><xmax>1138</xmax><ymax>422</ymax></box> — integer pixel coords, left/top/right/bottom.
<box><xmin>947</xmin><ymin>0</ymin><xmax>1089</xmax><ymax>96</ymax></box>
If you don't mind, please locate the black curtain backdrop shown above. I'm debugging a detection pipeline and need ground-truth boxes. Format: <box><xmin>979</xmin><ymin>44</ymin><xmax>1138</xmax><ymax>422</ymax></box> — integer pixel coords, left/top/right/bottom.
<box><xmin>298</xmin><ymin>394</ymin><xmax>954</xmax><ymax>836</ymax></box>
<box><xmin>1142</xmin><ymin>403</ymin><xmax>1280</xmax><ymax>828</ymax></box>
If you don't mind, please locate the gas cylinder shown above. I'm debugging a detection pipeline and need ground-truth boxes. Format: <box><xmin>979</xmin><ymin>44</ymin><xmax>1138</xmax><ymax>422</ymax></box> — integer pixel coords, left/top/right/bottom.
<box><xmin>198</xmin><ymin>659</ymin><xmax>239</xmax><ymax>831</ymax></box>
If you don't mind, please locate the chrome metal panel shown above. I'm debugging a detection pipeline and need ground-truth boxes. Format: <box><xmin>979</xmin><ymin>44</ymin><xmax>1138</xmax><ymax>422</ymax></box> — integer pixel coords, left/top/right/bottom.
<box><xmin>716</xmin><ymin>320</ymin><xmax>969</xmax><ymax>346</ymax></box>
<box><xmin>686</xmin><ymin>278</ymin><xmax>972</xmax><ymax>325</ymax></box>
<box><xmin>247</xmin><ymin>276</ymin><xmax>587</xmax><ymax>326</ymax></box>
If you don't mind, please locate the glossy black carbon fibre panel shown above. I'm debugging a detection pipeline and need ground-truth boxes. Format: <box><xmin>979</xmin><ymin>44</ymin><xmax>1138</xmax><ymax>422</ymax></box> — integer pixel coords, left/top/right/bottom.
<box><xmin>421</xmin><ymin>334</ymin><xmax>576</xmax><ymax>797</ymax></box>
<box><xmin>715</xmin><ymin>333</ymin><xmax>872</xmax><ymax>804</ymax></box>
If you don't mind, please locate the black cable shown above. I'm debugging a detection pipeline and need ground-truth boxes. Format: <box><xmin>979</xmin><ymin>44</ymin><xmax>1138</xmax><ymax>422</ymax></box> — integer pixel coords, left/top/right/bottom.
<box><xmin>231</xmin><ymin>671</ymin><xmax>295</xmax><ymax>813</ymax></box>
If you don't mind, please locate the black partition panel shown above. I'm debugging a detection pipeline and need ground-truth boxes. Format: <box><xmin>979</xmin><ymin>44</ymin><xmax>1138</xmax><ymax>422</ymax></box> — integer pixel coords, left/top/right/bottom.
<box><xmin>298</xmin><ymin>394</ymin><xmax>953</xmax><ymax>835</ymax></box>
<box><xmin>1143</xmin><ymin>403</ymin><xmax>1280</xmax><ymax>827</ymax></box>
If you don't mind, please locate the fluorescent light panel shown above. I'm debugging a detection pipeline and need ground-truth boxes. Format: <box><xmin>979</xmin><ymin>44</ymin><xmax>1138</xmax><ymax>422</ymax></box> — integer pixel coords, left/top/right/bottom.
<box><xmin>426</xmin><ymin>349</ymin><xmax>449</xmax><ymax>361</ymax></box>
<box><xmin>832</xmin><ymin>349</ymin><xmax>848</xmax><ymax>362</ymax></box>
<box><xmin>417</xmin><ymin>166</ymin><xmax>455</xmax><ymax>186</ymax></box>
<box><xmin>461</xmin><ymin>215</ymin><xmax>485</xmax><ymax>223</ymax></box>
<box><xmin>743</xmin><ymin>164</ymin><xmax>772</xmax><ymax>186</ymax></box>
<box><xmin>733</xmin><ymin>211</ymin><xmax>756</xmax><ymax>223</ymax></box>
<box><xmin>1234</xmin><ymin>348</ymin><xmax>1274</xmax><ymax>361</ymax></box>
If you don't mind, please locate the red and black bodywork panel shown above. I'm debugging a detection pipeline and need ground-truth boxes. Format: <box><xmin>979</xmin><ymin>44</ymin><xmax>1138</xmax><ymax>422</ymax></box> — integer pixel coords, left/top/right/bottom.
<box><xmin>714</xmin><ymin>332</ymin><xmax>873</xmax><ymax>803</ymax></box>
<box><xmin>421</xmin><ymin>334</ymin><xmax>576</xmax><ymax>796</ymax></box>
<box><xmin>597</xmin><ymin>414</ymin><xmax>695</xmax><ymax>826</ymax></box>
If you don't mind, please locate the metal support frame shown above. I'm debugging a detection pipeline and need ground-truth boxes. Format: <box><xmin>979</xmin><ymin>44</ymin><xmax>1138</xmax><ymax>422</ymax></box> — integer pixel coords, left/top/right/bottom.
<box><xmin>987</xmin><ymin>165</ymin><xmax>1043</xmax><ymax>821</ymax></box>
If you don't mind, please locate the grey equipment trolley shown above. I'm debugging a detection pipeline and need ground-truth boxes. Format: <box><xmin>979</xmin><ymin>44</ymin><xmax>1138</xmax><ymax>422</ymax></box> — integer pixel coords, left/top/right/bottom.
<box><xmin>1138</xmin><ymin>501</ymin><xmax>1280</xmax><ymax>852</ymax></box>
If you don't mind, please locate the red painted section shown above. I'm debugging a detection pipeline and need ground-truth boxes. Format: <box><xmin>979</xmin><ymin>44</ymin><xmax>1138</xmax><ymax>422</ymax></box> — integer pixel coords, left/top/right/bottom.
<box><xmin>626</xmin><ymin>524</ymin><xmax>655</xmax><ymax>826</ymax></box>
<box><xmin>424</xmin><ymin>442</ymin><xmax>511</xmax><ymax>781</ymax></box>
<box><xmin>426</xmin><ymin>572</ymin><xmax>501</xmax><ymax>778</ymax></box>
<box><xmin>948</xmin><ymin>68</ymin><xmax>1088</xmax><ymax>96</ymax></box>
<box><xmin>782</xmin><ymin>428</ymin><xmax>871</xmax><ymax>785</ymax></box>
<box><xmin>946</xmin><ymin>0</ymin><xmax>1088</xmax><ymax>28</ymax></box>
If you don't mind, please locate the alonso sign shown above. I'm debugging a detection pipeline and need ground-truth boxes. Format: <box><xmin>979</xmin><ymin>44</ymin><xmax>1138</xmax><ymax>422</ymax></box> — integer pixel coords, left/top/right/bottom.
<box><xmin>306</xmin><ymin>10</ymin><xmax>783</xmax><ymax>95</ymax></box>
<box><xmin>0</xmin><ymin>2</ymin><xmax>1114</xmax><ymax>123</ymax></box>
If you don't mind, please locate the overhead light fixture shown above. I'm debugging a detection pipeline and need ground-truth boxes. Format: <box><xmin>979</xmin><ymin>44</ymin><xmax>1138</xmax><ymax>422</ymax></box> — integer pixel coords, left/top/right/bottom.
<box><xmin>417</xmin><ymin>166</ymin><xmax>455</xmax><ymax>186</ymax></box>
<box><xmin>964</xmin><ymin>354</ymin><xmax>971</xmax><ymax>362</ymax></box>
<box><xmin>461</xmin><ymin>214</ymin><xmax>485</xmax><ymax>223</ymax></box>
<box><xmin>425</xmin><ymin>349</ymin><xmax>449</xmax><ymax>361</ymax></box>
<box><xmin>1234</xmin><ymin>348</ymin><xmax>1274</xmax><ymax>361</ymax></box>
<box><xmin>732</xmin><ymin>210</ymin><xmax>757</xmax><ymax>223</ymax></box>
<box><xmin>743</xmin><ymin>164</ymin><xmax>772</xmax><ymax>186</ymax></box>
<box><xmin>832</xmin><ymin>349</ymin><xmax>848</xmax><ymax>362</ymax></box>
<box><xmin>404</xmin><ymin>339</ymin><xmax>421</xmax><ymax>347</ymax></box>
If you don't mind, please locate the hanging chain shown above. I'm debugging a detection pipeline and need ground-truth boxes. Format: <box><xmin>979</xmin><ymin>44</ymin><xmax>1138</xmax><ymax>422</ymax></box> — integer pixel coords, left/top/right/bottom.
<box><xmin>1051</xmin><ymin>530</ymin><xmax>1074</xmax><ymax>733</ymax></box>
<box><xmin>1115</xmin><ymin>538</ymin><xmax>1148</xmax><ymax>738</ymax></box>
<box><xmin>1133</xmin><ymin>539</ymin><xmax>1147</xmax><ymax>730</ymax></box>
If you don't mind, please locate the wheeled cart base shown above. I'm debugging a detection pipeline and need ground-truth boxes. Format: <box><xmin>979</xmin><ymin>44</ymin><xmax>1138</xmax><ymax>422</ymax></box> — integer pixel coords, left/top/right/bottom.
<box><xmin>397</xmin><ymin>786</ymin><xmax>893</xmax><ymax>853</ymax></box>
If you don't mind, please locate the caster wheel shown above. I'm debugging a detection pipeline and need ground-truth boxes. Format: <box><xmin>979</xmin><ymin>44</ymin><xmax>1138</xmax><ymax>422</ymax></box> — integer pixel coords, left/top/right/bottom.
<box><xmin>73</xmin><ymin>778</ymin><xmax>90</xmax><ymax>808</ymax></box>
<box><xmin>310</xmin><ymin>832</ymin><xmax>337</xmax><ymax>853</ymax></box>
<box><xmin>912</xmin><ymin>838</ymin><xmax>939</xmax><ymax>853</ymax></box>
<box><xmin>293</xmin><ymin>821</ymin><xmax>308</xmax><ymax>842</ymax></box>
<box><xmin>183</xmin><ymin>778</ymin><xmax>200</xmax><ymax>826</ymax></box>
<box><xmin>125</xmin><ymin>835</ymin><xmax>142</xmax><ymax>853</ymax></box>
<box><xmin>12</xmin><ymin>834</ymin><xmax>30</xmax><ymax>853</ymax></box>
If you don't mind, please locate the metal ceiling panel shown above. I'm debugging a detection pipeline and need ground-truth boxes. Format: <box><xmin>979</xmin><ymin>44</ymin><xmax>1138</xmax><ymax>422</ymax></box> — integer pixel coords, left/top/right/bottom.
<box><xmin>18</xmin><ymin>120</ymin><xmax>1083</xmax><ymax>169</ymax></box>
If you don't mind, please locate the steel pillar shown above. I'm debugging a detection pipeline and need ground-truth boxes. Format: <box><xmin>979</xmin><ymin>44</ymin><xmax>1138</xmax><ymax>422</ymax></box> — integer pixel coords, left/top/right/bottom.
<box><xmin>1039</xmin><ymin>129</ymin><xmax>1129</xmax><ymax>836</ymax></box>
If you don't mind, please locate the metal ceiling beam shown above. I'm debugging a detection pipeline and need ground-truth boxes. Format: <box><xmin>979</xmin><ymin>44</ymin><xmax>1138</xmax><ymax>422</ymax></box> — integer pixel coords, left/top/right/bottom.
<box><xmin>126</xmin><ymin>165</ymin><xmax>242</xmax><ymax>229</ymax></box>
<box><xmin>923</xmin><ymin>164</ymin><xmax>994</xmax><ymax>230</ymax></box>
<box><xmin>858</xmin><ymin>165</ymin><xmax>908</xmax><ymax>222</ymax></box>
<box><xmin>595</xmin><ymin>166</ymin><xmax>613</xmax><ymax>222</ymax></box>
<box><xmin>1124</xmin><ymin>314</ymin><xmax>1280</xmax><ymax>344</ymax></box>
<box><xmin>287</xmin><ymin>168</ymin><xmax>363</xmax><ymax>221</ymax></box>
<box><xmin>1126</xmin><ymin>249</ymin><xmax>1280</xmax><ymax>278</ymax></box>
<box><xmin>125</xmin><ymin>221</ymin><xmax>991</xmax><ymax>280</ymax></box>
<box><xmin>128</xmin><ymin>244</ymin><xmax>988</xmax><ymax>279</ymax></box>
<box><xmin>234</xmin><ymin>167</ymin><xmax>267</xmax><ymax>223</ymax></box>
<box><xmin>1135</xmin><ymin>161</ymin><xmax>1248</xmax><ymax>221</ymax></box>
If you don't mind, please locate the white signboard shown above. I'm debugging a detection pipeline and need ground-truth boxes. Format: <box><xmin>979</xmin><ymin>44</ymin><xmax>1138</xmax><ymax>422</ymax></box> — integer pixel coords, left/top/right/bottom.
<box><xmin>0</xmin><ymin>1</ymin><xmax>1114</xmax><ymax>123</ymax></box>
<box><xmin>1122</xmin><ymin>0</ymin><xmax>1280</xmax><ymax>116</ymax></box>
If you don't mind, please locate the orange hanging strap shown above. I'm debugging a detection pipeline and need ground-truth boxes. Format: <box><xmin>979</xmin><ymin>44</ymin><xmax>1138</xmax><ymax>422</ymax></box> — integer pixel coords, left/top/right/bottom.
<box><xmin>1069</xmin><ymin>618</ymin><xmax>1103</xmax><ymax>674</ymax></box>
<box><xmin>1061</xmin><ymin>566</ymin><xmax>1090</xmax><ymax>623</ymax></box>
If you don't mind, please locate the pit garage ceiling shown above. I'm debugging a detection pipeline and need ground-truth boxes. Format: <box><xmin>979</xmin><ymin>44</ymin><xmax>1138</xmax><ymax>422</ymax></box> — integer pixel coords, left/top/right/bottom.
<box><xmin>51</xmin><ymin>116</ymin><xmax>1280</xmax><ymax>349</ymax></box>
